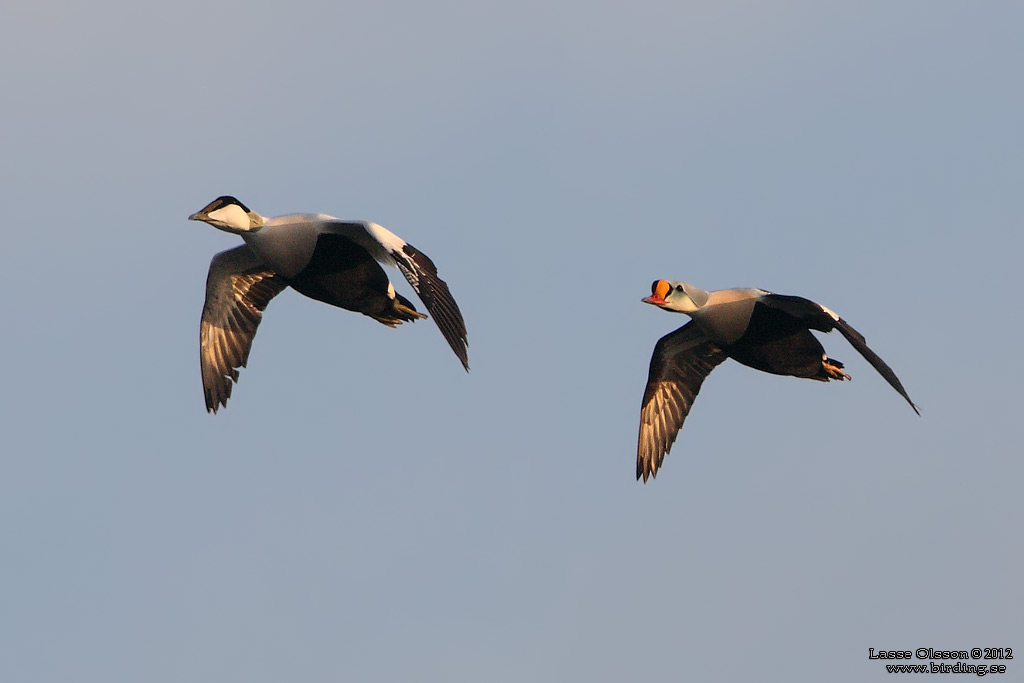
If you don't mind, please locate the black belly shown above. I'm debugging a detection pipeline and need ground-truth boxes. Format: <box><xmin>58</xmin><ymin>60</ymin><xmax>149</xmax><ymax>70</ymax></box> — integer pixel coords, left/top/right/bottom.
<box><xmin>724</xmin><ymin>302</ymin><xmax>827</xmax><ymax>379</ymax></box>
<box><xmin>287</xmin><ymin>234</ymin><xmax>394</xmax><ymax>317</ymax></box>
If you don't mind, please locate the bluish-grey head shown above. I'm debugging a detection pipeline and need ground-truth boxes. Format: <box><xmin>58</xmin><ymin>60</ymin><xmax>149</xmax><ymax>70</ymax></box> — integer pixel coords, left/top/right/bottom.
<box><xmin>642</xmin><ymin>280</ymin><xmax>709</xmax><ymax>314</ymax></box>
<box><xmin>188</xmin><ymin>196</ymin><xmax>264</xmax><ymax>234</ymax></box>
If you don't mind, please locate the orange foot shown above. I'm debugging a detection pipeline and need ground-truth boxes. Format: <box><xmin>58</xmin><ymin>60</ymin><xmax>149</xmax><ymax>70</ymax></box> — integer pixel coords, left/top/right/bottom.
<box><xmin>823</xmin><ymin>358</ymin><xmax>851</xmax><ymax>381</ymax></box>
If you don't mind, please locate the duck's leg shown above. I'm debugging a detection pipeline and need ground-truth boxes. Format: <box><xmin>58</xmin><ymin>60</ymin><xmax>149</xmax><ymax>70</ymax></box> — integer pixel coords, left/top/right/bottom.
<box><xmin>822</xmin><ymin>356</ymin><xmax>851</xmax><ymax>381</ymax></box>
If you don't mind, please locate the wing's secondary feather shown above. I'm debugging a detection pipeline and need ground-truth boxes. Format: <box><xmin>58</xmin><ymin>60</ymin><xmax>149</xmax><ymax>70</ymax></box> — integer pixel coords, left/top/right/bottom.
<box><xmin>200</xmin><ymin>246</ymin><xmax>287</xmax><ymax>413</ymax></box>
<box><xmin>638</xmin><ymin>322</ymin><xmax>727</xmax><ymax>482</ymax></box>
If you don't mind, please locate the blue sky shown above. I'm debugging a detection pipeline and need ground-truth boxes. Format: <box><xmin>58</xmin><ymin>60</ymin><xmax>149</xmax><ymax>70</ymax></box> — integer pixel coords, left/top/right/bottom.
<box><xmin>2</xmin><ymin>2</ymin><xmax>1021</xmax><ymax>681</ymax></box>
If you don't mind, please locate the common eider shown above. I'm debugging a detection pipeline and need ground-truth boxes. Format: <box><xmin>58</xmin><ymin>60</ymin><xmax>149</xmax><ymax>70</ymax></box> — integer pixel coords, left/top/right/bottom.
<box><xmin>189</xmin><ymin>196</ymin><xmax>469</xmax><ymax>412</ymax></box>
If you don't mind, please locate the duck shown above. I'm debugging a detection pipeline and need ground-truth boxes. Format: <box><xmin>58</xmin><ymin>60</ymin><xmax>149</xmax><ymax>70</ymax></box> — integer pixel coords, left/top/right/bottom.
<box><xmin>637</xmin><ymin>280</ymin><xmax>918</xmax><ymax>481</ymax></box>
<box><xmin>189</xmin><ymin>196</ymin><xmax>468</xmax><ymax>413</ymax></box>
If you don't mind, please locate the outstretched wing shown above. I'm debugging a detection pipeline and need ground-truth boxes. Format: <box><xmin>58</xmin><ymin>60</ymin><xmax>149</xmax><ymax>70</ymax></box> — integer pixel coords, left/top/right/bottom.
<box><xmin>200</xmin><ymin>246</ymin><xmax>288</xmax><ymax>413</ymax></box>
<box><xmin>327</xmin><ymin>221</ymin><xmax>469</xmax><ymax>371</ymax></box>
<box><xmin>832</xmin><ymin>317</ymin><xmax>919</xmax><ymax>415</ymax></box>
<box><xmin>759</xmin><ymin>293</ymin><xmax>919</xmax><ymax>414</ymax></box>
<box><xmin>638</xmin><ymin>322</ymin><xmax>728</xmax><ymax>482</ymax></box>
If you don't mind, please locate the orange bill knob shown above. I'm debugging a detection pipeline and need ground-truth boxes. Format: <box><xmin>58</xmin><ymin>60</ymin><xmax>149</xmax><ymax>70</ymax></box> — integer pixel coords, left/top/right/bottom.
<box><xmin>643</xmin><ymin>279</ymin><xmax>671</xmax><ymax>305</ymax></box>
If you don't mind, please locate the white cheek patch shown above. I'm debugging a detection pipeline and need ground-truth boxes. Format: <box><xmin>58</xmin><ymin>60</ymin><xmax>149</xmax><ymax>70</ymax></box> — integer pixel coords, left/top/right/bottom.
<box><xmin>668</xmin><ymin>292</ymin><xmax>699</xmax><ymax>313</ymax></box>
<box><xmin>208</xmin><ymin>204</ymin><xmax>251</xmax><ymax>231</ymax></box>
<box><xmin>819</xmin><ymin>304</ymin><xmax>840</xmax><ymax>321</ymax></box>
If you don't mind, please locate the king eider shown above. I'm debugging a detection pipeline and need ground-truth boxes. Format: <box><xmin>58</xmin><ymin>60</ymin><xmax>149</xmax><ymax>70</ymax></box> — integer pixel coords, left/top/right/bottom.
<box><xmin>189</xmin><ymin>196</ymin><xmax>469</xmax><ymax>413</ymax></box>
<box><xmin>637</xmin><ymin>280</ymin><xmax>918</xmax><ymax>481</ymax></box>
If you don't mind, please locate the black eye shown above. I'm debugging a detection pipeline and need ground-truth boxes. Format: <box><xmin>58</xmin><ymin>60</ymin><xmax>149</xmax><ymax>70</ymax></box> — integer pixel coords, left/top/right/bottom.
<box><xmin>675</xmin><ymin>285</ymin><xmax>683</xmax><ymax>292</ymax></box>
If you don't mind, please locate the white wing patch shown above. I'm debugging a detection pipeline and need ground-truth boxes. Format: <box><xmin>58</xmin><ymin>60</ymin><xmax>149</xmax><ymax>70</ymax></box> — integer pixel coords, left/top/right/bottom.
<box><xmin>321</xmin><ymin>217</ymin><xmax>469</xmax><ymax>370</ymax></box>
<box><xmin>364</xmin><ymin>222</ymin><xmax>409</xmax><ymax>254</ymax></box>
<box><xmin>819</xmin><ymin>304</ymin><xmax>840</xmax><ymax>321</ymax></box>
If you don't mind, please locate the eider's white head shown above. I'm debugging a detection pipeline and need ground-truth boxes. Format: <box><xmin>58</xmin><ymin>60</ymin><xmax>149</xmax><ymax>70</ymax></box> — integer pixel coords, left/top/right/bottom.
<box><xmin>189</xmin><ymin>196</ymin><xmax>264</xmax><ymax>234</ymax></box>
<box><xmin>642</xmin><ymin>280</ymin><xmax>709</xmax><ymax>315</ymax></box>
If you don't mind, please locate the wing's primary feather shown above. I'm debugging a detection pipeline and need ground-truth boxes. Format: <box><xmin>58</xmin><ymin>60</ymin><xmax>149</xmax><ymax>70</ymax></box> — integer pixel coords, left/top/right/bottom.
<box><xmin>833</xmin><ymin>318</ymin><xmax>919</xmax><ymax>415</ymax></box>
<box><xmin>758</xmin><ymin>294</ymin><xmax>918</xmax><ymax>414</ymax></box>
<box><xmin>332</xmin><ymin>221</ymin><xmax>469</xmax><ymax>370</ymax></box>
<box><xmin>391</xmin><ymin>243</ymin><xmax>469</xmax><ymax>370</ymax></box>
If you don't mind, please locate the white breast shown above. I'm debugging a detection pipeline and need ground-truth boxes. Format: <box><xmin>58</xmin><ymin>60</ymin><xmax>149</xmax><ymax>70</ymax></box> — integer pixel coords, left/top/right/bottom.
<box><xmin>242</xmin><ymin>216</ymin><xmax>323</xmax><ymax>279</ymax></box>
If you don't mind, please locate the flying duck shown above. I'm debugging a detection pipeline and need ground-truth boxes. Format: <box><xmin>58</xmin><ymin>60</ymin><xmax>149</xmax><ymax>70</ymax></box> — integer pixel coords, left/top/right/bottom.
<box><xmin>189</xmin><ymin>196</ymin><xmax>469</xmax><ymax>413</ymax></box>
<box><xmin>637</xmin><ymin>280</ymin><xmax>918</xmax><ymax>481</ymax></box>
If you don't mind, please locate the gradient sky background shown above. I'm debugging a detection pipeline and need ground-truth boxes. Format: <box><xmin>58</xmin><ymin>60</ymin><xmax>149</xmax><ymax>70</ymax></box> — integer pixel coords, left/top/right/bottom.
<box><xmin>2</xmin><ymin>2</ymin><xmax>1021</xmax><ymax>681</ymax></box>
